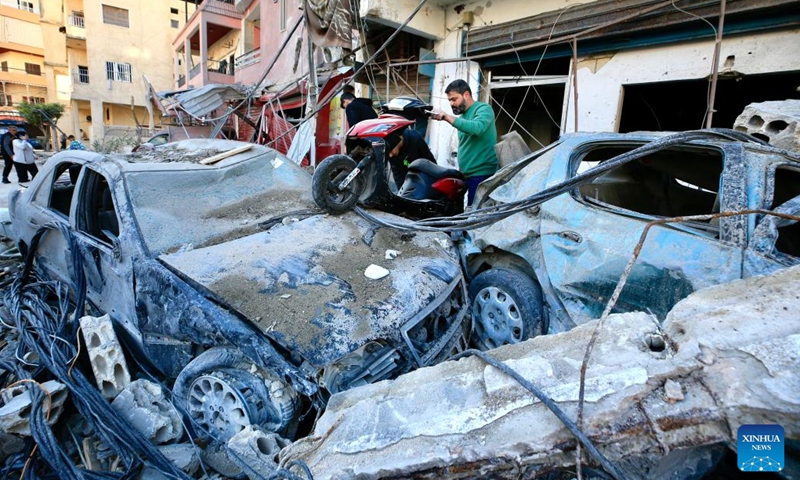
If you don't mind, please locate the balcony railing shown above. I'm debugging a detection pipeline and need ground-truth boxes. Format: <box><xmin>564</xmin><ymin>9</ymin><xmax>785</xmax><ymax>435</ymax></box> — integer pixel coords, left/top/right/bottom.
<box><xmin>68</xmin><ymin>14</ymin><xmax>85</xmax><ymax>28</ymax></box>
<box><xmin>0</xmin><ymin>0</ymin><xmax>38</xmax><ymax>14</ymax></box>
<box><xmin>208</xmin><ymin>59</ymin><xmax>233</xmax><ymax>76</ymax></box>
<box><xmin>177</xmin><ymin>74</ymin><xmax>186</xmax><ymax>88</ymax></box>
<box><xmin>188</xmin><ymin>64</ymin><xmax>201</xmax><ymax>79</ymax></box>
<box><xmin>235</xmin><ymin>48</ymin><xmax>260</xmax><ymax>71</ymax></box>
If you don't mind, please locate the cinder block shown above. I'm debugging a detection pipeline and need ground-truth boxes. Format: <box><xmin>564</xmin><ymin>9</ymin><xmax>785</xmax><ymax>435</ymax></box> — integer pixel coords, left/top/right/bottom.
<box><xmin>227</xmin><ymin>425</ymin><xmax>291</xmax><ymax>480</ymax></box>
<box><xmin>733</xmin><ymin>100</ymin><xmax>800</xmax><ymax>152</ymax></box>
<box><xmin>80</xmin><ymin>314</ymin><xmax>131</xmax><ymax>399</ymax></box>
<box><xmin>0</xmin><ymin>380</ymin><xmax>67</xmax><ymax>435</ymax></box>
<box><xmin>111</xmin><ymin>379</ymin><xmax>183</xmax><ymax>444</ymax></box>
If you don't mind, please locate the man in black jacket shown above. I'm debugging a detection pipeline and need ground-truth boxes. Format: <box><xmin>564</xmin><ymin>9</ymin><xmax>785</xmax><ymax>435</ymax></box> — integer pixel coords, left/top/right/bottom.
<box><xmin>1</xmin><ymin>125</ymin><xmax>19</xmax><ymax>184</ymax></box>
<box><xmin>340</xmin><ymin>92</ymin><xmax>377</xmax><ymax>129</ymax></box>
<box><xmin>384</xmin><ymin>127</ymin><xmax>436</xmax><ymax>186</ymax></box>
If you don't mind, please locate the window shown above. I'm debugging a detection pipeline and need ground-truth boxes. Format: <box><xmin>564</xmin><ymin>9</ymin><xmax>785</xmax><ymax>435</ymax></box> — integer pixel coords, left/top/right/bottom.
<box><xmin>0</xmin><ymin>62</ymin><xmax>7</xmax><ymax>72</ymax></box>
<box><xmin>44</xmin><ymin>163</ymin><xmax>83</xmax><ymax>218</ymax></box>
<box><xmin>171</xmin><ymin>19</ymin><xmax>179</xmax><ymax>29</ymax></box>
<box><xmin>3</xmin><ymin>95</ymin><xmax>11</xmax><ymax>106</ymax></box>
<box><xmin>18</xmin><ymin>1</ymin><xmax>34</xmax><ymax>13</ymax></box>
<box><xmin>102</xmin><ymin>5</ymin><xmax>129</xmax><ymax>27</ymax></box>
<box><xmin>78</xmin><ymin>170</ymin><xmax>119</xmax><ymax>244</ymax></box>
<box><xmin>170</xmin><ymin>7</ymin><xmax>178</xmax><ymax>14</ymax></box>
<box><xmin>575</xmin><ymin>144</ymin><xmax>724</xmax><ymax>234</ymax></box>
<box><xmin>22</xmin><ymin>96</ymin><xmax>45</xmax><ymax>104</ymax></box>
<box><xmin>769</xmin><ymin>166</ymin><xmax>800</xmax><ymax>257</ymax></box>
<box><xmin>106</xmin><ymin>61</ymin><xmax>132</xmax><ymax>82</ymax></box>
<box><xmin>25</xmin><ymin>63</ymin><xmax>41</xmax><ymax>76</ymax></box>
<box><xmin>78</xmin><ymin>65</ymin><xmax>89</xmax><ymax>84</ymax></box>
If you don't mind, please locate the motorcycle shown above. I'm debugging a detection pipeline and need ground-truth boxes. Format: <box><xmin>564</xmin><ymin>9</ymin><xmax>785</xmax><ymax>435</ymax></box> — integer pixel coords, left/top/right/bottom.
<box><xmin>312</xmin><ymin>97</ymin><xmax>466</xmax><ymax>219</ymax></box>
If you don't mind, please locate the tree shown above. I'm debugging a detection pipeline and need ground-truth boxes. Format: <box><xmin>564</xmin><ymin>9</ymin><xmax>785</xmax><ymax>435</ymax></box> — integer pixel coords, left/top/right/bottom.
<box><xmin>17</xmin><ymin>102</ymin><xmax>66</xmax><ymax>152</ymax></box>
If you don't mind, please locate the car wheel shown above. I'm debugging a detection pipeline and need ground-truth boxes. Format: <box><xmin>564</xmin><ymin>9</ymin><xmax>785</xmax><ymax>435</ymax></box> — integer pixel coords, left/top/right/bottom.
<box><xmin>468</xmin><ymin>268</ymin><xmax>546</xmax><ymax>350</ymax></box>
<box><xmin>173</xmin><ymin>347</ymin><xmax>299</xmax><ymax>442</ymax></box>
<box><xmin>311</xmin><ymin>155</ymin><xmax>364</xmax><ymax>213</ymax></box>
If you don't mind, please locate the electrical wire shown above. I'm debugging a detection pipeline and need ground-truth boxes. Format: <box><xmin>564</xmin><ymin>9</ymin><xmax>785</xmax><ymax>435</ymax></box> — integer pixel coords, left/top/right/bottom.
<box><xmin>353</xmin><ymin>129</ymin><xmax>773</xmax><ymax>233</ymax></box>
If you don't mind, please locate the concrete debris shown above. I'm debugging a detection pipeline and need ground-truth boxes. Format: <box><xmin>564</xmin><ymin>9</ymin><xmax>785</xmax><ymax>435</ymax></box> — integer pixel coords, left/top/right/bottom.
<box><xmin>80</xmin><ymin>314</ymin><xmax>131</xmax><ymax>399</ymax></box>
<box><xmin>200</xmin><ymin>441</ymin><xmax>247</xmax><ymax>478</ymax></box>
<box><xmin>282</xmin><ymin>265</ymin><xmax>800</xmax><ymax>479</ymax></box>
<box><xmin>110</xmin><ymin>379</ymin><xmax>183</xmax><ymax>444</ymax></box>
<box><xmin>140</xmin><ymin>444</ymin><xmax>201</xmax><ymax>479</ymax></box>
<box><xmin>384</xmin><ymin>249</ymin><xmax>400</xmax><ymax>260</ymax></box>
<box><xmin>0</xmin><ymin>380</ymin><xmax>67</xmax><ymax>435</ymax></box>
<box><xmin>364</xmin><ymin>264</ymin><xmax>389</xmax><ymax>279</ymax></box>
<box><xmin>227</xmin><ymin>425</ymin><xmax>291</xmax><ymax>479</ymax></box>
<box><xmin>0</xmin><ymin>431</ymin><xmax>24</xmax><ymax>458</ymax></box>
<box><xmin>733</xmin><ymin>99</ymin><xmax>800</xmax><ymax>151</ymax></box>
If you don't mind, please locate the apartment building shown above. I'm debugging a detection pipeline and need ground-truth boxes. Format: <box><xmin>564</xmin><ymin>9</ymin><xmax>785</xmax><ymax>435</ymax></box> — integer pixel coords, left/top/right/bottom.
<box><xmin>0</xmin><ymin>0</ymin><xmax>47</xmax><ymax>127</ymax></box>
<box><xmin>40</xmin><ymin>0</ymin><xmax>191</xmax><ymax>145</ymax></box>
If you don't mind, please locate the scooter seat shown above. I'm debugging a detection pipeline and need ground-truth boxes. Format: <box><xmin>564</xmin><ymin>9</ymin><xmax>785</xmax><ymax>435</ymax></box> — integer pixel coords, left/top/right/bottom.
<box><xmin>407</xmin><ymin>159</ymin><xmax>465</xmax><ymax>180</ymax></box>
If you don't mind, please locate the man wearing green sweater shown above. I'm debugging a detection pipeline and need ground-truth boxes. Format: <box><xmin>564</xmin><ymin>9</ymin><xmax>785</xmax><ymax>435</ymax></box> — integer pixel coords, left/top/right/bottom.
<box><xmin>430</xmin><ymin>79</ymin><xmax>499</xmax><ymax>205</ymax></box>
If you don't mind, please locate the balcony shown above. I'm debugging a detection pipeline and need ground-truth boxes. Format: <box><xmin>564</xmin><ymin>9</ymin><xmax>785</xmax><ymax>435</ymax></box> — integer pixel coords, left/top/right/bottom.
<box><xmin>235</xmin><ymin>48</ymin><xmax>260</xmax><ymax>71</ymax></box>
<box><xmin>0</xmin><ymin>0</ymin><xmax>39</xmax><ymax>15</ymax></box>
<box><xmin>185</xmin><ymin>59</ymin><xmax>234</xmax><ymax>88</ymax></box>
<box><xmin>72</xmin><ymin>69</ymin><xmax>89</xmax><ymax>84</ymax></box>
<box><xmin>68</xmin><ymin>14</ymin><xmax>85</xmax><ymax>28</ymax></box>
<box><xmin>0</xmin><ymin>66</ymin><xmax>46</xmax><ymax>87</ymax></box>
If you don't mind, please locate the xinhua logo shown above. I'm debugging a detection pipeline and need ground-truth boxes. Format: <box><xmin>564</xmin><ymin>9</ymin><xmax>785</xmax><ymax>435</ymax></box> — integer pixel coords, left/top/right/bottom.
<box><xmin>738</xmin><ymin>424</ymin><xmax>784</xmax><ymax>472</ymax></box>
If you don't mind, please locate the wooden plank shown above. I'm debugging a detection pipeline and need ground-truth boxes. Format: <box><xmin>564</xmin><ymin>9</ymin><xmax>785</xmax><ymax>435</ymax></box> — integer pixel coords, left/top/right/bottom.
<box><xmin>200</xmin><ymin>144</ymin><xmax>253</xmax><ymax>165</ymax></box>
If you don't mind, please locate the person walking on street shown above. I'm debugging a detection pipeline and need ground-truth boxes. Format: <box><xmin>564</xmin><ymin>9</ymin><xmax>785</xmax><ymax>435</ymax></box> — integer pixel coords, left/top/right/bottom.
<box><xmin>340</xmin><ymin>92</ymin><xmax>378</xmax><ymax>129</ymax></box>
<box><xmin>430</xmin><ymin>79</ymin><xmax>499</xmax><ymax>205</ymax></box>
<box><xmin>1</xmin><ymin>125</ymin><xmax>19</xmax><ymax>183</ymax></box>
<box><xmin>12</xmin><ymin>132</ymin><xmax>37</xmax><ymax>183</ymax></box>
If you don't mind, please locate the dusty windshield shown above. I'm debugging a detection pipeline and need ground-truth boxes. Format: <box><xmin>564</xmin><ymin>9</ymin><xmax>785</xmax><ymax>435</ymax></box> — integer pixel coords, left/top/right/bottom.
<box><xmin>125</xmin><ymin>154</ymin><xmax>315</xmax><ymax>255</ymax></box>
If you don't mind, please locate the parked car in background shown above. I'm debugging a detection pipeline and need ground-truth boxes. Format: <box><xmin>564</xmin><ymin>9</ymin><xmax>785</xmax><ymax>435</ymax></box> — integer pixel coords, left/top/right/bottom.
<box><xmin>461</xmin><ymin>130</ymin><xmax>800</xmax><ymax>350</ymax></box>
<box><xmin>27</xmin><ymin>137</ymin><xmax>43</xmax><ymax>150</ymax></box>
<box><xmin>8</xmin><ymin>139</ymin><xmax>469</xmax><ymax>442</ymax></box>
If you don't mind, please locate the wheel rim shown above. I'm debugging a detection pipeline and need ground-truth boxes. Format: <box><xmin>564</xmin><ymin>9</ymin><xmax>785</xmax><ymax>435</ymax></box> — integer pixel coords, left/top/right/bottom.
<box><xmin>325</xmin><ymin>165</ymin><xmax>360</xmax><ymax>207</ymax></box>
<box><xmin>472</xmin><ymin>286</ymin><xmax>524</xmax><ymax>349</ymax></box>
<box><xmin>187</xmin><ymin>372</ymin><xmax>256</xmax><ymax>442</ymax></box>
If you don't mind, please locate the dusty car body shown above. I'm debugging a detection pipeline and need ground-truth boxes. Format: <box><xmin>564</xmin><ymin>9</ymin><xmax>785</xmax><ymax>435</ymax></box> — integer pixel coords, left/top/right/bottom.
<box><xmin>463</xmin><ymin>131</ymin><xmax>800</xmax><ymax>348</ymax></box>
<box><xmin>7</xmin><ymin>139</ymin><xmax>468</xmax><ymax>440</ymax></box>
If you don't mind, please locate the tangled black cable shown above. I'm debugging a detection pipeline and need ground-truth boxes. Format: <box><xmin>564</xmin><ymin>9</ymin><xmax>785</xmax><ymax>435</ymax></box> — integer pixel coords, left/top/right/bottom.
<box><xmin>4</xmin><ymin>223</ymin><xmax>192</xmax><ymax>480</ymax></box>
<box><xmin>356</xmin><ymin>129</ymin><xmax>776</xmax><ymax>233</ymax></box>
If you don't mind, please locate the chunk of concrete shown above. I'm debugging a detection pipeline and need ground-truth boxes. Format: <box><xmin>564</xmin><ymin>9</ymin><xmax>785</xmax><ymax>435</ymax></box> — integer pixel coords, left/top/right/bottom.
<box><xmin>282</xmin><ymin>265</ymin><xmax>800</xmax><ymax>479</ymax></box>
<box><xmin>227</xmin><ymin>425</ymin><xmax>290</xmax><ymax>479</ymax></box>
<box><xmin>139</xmin><ymin>443</ymin><xmax>200</xmax><ymax>479</ymax></box>
<box><xmin>733</xmin><ymin>99</ymin><xmax>800</xmax><ymax>152</ymax></box>
<box><xmin>80</xmin><ymin>314</ymin><xmax>131</xmax><ymax>399</ymax></box>
<box><xmin>110</xmin><ymin>379</ymin><xmax>182</xmax><ymax>444</ymax></box>
<box><xmin>0</xmin><ymin>380</ymin><xmax>67</xmax><ymax>436</ymax></box>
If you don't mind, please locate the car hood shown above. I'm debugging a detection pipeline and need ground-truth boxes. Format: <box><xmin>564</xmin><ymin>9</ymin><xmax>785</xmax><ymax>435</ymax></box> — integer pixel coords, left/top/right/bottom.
<box><xmin>159</xmin><ymin>212</ymin><xmax>461</xmax><ymax>367</ymax></box>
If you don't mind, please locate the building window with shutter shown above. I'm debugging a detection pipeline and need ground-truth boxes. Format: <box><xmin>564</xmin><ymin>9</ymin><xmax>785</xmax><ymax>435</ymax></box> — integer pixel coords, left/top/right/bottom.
<box><xmin>22</xmin><ymin>96</ymin><xmax>45</xmax><ymax>104</ymax></box>
<box><xmin>18</xmin><ymin>1</ymin><xmax>34</xmax><ymax>13</ymax></box>
<box><xmin>25</xmin><ymin>63</ymin><xmax>41</xmax><ymax>76</ymax></box>
<box><xmin>106</xmin><ymin>61</ymin><xmax>132</xmax><ymax>82</ymax></box>
<box><xmin>102</xmin><ymin>5</ymin><xmax>129</xmax><ymax>27</ymax></box>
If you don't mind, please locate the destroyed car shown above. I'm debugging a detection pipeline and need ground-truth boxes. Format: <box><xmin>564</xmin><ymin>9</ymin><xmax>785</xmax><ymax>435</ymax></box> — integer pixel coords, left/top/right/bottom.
<box><xmin>463</xmin><ymin>130</ymin><xmax>800</xmax><ymax>349</ymax></box>
<box><xmin>7</xmin><ymin>139</ymin><xmax>469</xmax><ymax>441</ymax></box>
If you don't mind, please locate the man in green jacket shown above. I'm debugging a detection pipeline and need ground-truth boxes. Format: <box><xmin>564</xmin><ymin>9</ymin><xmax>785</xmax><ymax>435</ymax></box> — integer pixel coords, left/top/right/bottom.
<box><xmin>430</xmin><ymin>79</ymin><xmax>499</xmax><ymax>205</ymax></box>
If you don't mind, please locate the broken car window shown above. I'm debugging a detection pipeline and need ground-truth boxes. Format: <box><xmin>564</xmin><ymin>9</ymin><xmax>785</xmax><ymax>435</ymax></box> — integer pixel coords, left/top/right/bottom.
<box><xmin>76</xmin><ymin>169</ymin><xmax>119</xmax><ymax>245</ymax></box>
<box><xmin>575</xmin><ymin>144</ymin><xmax>724</xmax><ymax>232</ymax></box>
<box><xmin>38</xmin><ymin>162</ymin><xmax>83</xmax><ymax>218</ymax></box>
<box><xmin>769</xmin><ymin>166</ymin><xmax>800</xmax><ymax>257</ymax></box>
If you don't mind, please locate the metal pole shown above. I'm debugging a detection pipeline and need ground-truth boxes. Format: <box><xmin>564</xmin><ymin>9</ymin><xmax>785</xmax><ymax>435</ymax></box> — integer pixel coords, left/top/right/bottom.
<box><xmin>705</xmin><ymin>0</ymin><xmax>726</xmax><ymax>128</ymax></box>
<box><xmin>304</xmin><ymin>0</ymin><xmax>318</xmax><ymax>167</ymax></box>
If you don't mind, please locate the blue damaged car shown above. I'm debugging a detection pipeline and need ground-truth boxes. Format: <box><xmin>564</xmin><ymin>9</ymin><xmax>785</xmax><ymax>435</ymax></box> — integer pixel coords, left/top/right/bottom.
<box><xmin>462</xmin><ymin>130</ymin><xmax>800</xmax><ymax>350</ymax></box>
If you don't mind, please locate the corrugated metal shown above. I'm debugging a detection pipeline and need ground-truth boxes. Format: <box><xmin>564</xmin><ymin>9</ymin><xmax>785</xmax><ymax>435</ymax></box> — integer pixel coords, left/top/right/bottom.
<box><xmin>171</xmin><ymin>83</ymin><xmax>248</xmax><ymax>118</ymax></box>
<box><xmin>465</xmin><ymin>0</ymin><xmax>800</xmax><ymax>57</ymax></box>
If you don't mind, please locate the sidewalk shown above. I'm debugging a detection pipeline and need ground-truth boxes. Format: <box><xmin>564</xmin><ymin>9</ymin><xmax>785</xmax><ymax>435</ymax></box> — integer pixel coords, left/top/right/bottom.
<box><xmin>0</xmin><ymin>151</ymin><xmax>57</xmax><ymax>209</ymax></box>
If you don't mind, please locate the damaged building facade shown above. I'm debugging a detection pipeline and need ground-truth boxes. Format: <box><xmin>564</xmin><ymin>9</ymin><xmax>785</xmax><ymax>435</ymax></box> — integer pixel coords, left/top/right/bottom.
<box><xmin>167</xmin><ymin>0</ymin><xmax>800</xmax><ymax>166</ymax></box>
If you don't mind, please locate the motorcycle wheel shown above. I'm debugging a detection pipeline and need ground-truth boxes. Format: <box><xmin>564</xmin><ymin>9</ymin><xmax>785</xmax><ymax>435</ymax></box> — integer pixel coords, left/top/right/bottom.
<box><xmin>312</xmin><ymin>155</ymin><xmax>365</xmax><ymax>213</ymax></box>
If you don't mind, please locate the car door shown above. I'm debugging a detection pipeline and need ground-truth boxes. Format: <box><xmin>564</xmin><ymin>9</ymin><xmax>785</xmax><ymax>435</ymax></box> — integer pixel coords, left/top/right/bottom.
<box><xmin>18</xmin><ymin>159</ymin><xmax>85</xmax><ymax>286</ymax></box>
<box><xmin>538</xmin><ymin>140</ymin><xmax>748</xmax><ymax>322</ymax></box>
<box><xmin>72</xmin><ymin>167</ymin><xmax>138</xmax><ymax>335</ymax></box>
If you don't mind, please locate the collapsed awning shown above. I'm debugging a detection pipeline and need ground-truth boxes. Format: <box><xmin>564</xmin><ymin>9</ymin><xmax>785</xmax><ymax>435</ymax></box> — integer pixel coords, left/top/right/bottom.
<box><xmin>151</xmin><ymin>83</ymin><xmax>251</xmax><ymax>119</ymax></box>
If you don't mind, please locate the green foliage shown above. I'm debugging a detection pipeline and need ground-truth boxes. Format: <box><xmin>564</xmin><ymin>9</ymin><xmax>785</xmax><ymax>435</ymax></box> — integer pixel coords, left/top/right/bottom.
<box><xmin>16</xmin><ymin>102</ymin><xmax>66</xmax><ymax>128</ymax></box>
<box><xmin>91</xmin><ymin>135</ymin><xmax>139</xmax><ymax>153</ymax></box>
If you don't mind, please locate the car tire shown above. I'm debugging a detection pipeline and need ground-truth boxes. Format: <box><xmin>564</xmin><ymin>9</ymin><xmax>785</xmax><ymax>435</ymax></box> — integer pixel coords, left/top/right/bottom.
<box><xmin>468</xmin><ymin>268</ymin><xmax>546</xmax><ymax>351</ymax></box>
<box><xmin>172</xmin><ymin>347</ymin><xmax>299</xmax><ymax>442</ymax></box>
<box><xmin>311</xmin><ymin>155</ymin><xmax>364</xmax><ymax>213</ymax></box>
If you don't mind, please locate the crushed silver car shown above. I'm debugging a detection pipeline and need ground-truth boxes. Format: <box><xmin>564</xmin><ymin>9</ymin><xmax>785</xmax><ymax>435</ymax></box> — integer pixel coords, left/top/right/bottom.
<box><xmin>7</xmin><ymin>139</ymin><xmax>469</xmax><ymax>441</ymax></box>
<box><xmin>462</xmin><ymin>131</ymin><xmax>800</xmax><ymax>349</ymax></box>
